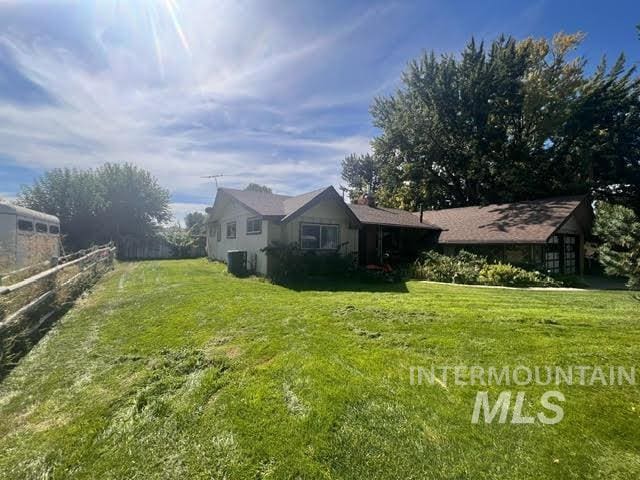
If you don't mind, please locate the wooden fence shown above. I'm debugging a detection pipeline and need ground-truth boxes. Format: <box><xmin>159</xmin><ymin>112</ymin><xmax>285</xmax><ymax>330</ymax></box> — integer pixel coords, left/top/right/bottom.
<box><xmin>117</xmin><ymin>236</ymin><xmax>205</xmax><ymax>260</ymax></box>
<box><xmin>0</xmin><ymin>243</ymin><xmax>116</xmax><ymax>377</ymax></box>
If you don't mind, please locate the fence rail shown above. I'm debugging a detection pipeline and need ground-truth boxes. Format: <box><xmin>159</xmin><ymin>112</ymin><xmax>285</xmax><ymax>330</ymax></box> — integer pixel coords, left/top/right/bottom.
<box><xmin>0</xmin><ymin>243</ymin><xmax>116</xmax><ymax>377</ymax></box>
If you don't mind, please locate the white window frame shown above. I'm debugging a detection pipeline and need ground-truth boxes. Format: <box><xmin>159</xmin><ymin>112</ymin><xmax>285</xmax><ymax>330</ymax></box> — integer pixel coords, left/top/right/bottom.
<box><xmin>300</xmin><ymin>223</ymin><xmax>340</xmax><ymax>250</ymax></box>
<box><xmin>226</xmin><ymin>221</ymin><xmax>236</xmax><ymax>239</ymax></box>
<box><xmin>246</xmin><ymin>217</ymin><xmax>262</xmax><ymax>235</ymax></box>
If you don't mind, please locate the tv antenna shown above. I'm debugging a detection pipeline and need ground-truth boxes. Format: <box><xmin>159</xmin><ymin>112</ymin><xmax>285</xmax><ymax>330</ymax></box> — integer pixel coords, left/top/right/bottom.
<box><xmin>201</xmin><ymin>174</ymin><xmax>224</xmax><ymax>189</ymax></box>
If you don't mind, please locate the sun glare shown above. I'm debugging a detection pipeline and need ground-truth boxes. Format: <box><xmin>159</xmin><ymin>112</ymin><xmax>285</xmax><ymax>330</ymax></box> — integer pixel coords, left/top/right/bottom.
<box><xmin>112</xmin><ymin>0</ymin><xmax>192</xmax><ymax>76</ymax></box>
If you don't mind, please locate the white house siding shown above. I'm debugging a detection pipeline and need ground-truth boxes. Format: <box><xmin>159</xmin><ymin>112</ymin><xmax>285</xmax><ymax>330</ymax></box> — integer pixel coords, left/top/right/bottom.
<box><xmin>207</xmin><ymin>199</ymin><xmax>270</xmax><ymax>275</ymax></box>
<box><xmin>280</xmin><ymin>199</ymin><xmax>359</xmax><ymax>257</ymax></box>
<box><xmin>207</xmin><ymin>196</ymin><xmax>359</xmax><ymax>277</ymax></box>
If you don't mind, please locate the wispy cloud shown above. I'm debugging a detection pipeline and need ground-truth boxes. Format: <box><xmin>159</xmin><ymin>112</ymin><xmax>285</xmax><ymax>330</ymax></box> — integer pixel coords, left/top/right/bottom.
<box><xmin>2</xmin><ymin>0</ymin><xmax>629</xmax><ymax>222</ymax></box>
<box><xmin>0</xmin><ymin>0</ymin><xmax>388</xmax><ymax>219</ymax></box>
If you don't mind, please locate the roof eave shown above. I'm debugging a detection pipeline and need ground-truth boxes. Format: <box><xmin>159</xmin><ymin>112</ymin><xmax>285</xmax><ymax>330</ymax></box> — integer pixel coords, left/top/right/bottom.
<box><xmin>359</xmin><ymin>221</ymin><xmax>441</xmax><ymax>230</ymax></box>
<box><xmin>437</xmin><ymin>239</ymin><xmax>550</xmax><ymax>245</ymax></box>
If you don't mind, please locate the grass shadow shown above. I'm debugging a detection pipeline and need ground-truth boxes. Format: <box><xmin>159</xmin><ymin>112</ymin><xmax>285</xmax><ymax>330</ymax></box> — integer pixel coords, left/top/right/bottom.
<box><xmin>278</xmin><ymin>277</ymin><xmax>410</xmax><ymax>293</ymax></box>
<box><xmin>0</xmin><ymin>305</ymin><xmax>69</xmax><ymax>382</ymax></box>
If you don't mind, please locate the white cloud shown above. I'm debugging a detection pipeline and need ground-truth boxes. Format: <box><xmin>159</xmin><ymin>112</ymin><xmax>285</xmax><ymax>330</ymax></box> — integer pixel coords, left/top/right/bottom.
<box><xmin>0</xmin><ymin>0</ymin><xmax>382</xmax><ymax>202</ymax></box>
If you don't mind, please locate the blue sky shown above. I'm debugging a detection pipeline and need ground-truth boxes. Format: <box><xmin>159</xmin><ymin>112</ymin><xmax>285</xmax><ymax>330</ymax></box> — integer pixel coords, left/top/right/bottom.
<box><xmin>1</xmin><ymin>0</ymin><xmax>639</xmax><ymax>222</ymax></box>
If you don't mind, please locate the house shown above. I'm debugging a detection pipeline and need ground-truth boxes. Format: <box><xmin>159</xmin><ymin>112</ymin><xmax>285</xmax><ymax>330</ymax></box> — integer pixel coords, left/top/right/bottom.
<box><xmin>205</xmin><ymin>187</ymin><xmax>592</xmax><ymax>276</ymax></box>
<box><xmin>205</xmin><ymin>186</ymin><xmax>439</xmax><ymax>276</ymax></box>
<box><xmin>420</xmin><ymin>195</ymin><xmax>592</xmax><ymax>275</ymax></box>
<box><xmin>0</xmin><ymin>201</ymin><xmax>61</xmax><ymax>274</ymax></box>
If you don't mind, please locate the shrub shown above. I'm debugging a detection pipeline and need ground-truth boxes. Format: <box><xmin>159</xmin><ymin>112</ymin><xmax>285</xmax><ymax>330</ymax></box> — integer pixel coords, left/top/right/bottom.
<box><xmin>478</xmin><ymin>263</ymin><xmax>558</xmax><ymax>288</ymax></box>
<box><xmin>412</xmin><ymin>250</ymin><xmax>560</xmax><ymax>288</ymax></box>
<box><xmin>261</xmin><ymin>242</ymin><xmax>356</xmax><ymax>284</ymax></box>
<box><xmin>412</xmin><ymin>250</ymin><xmax>486</xmax><ymax>284</ymax></box>
<box><xmin>162</xmin><ymin>227</ymin><xmax>205</xmax><ymax>259</ymax></box>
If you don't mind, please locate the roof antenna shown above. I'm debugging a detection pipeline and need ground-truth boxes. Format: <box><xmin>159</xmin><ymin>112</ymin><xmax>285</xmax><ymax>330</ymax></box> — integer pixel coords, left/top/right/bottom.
<box><xmin>201</xmin><ymin>174</ymin><xmax>224</xmax><ymax>189</ymax></box>
<box><xmin>339</xmin><ymin>185</ymin><xmax>348</xmax><ymax>200</ymax></box>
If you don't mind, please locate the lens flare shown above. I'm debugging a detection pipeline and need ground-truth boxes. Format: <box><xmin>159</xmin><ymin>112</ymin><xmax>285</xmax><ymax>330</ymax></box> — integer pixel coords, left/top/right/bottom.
<box><xmin>163</xmin><ymin>0</ymin><xmax>191</xmax><ymax>55</ymax></box>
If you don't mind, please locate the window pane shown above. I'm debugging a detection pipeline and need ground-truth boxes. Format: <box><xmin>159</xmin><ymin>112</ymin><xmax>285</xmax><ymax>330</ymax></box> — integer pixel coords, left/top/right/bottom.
<box><xmin>247</xmin><ymin>218</ymin><xmax>261</xmax><ymax>234</ymax></box>
<box><xmin>36</xmin><ymin>223</ymin><xmax>48</xmax><ymax>233</ymax></box>
<box><xmin>321</xmin><ymin>226</ymin><xmax>338</xmax><ymax>249</ymax></box>
<box><xmin>226</xmin><ymin>222</ymin><xmax>236</xmax><ymax>238</ymax></box>
<box><xmin>301</xmin><ymin>225</ymin><xmax>320</xmax><ymax>249</ymax></box>
<box><xmin>545</xmin><ymin>251</ymin><xmax>560</xmax><ymax>273</ymax></box>
<box><xmin>18</xmin><ymin>220</ymin><xmax>33</xmax><ymax>231</ymax></box>
<box><xmin>49</xmin><ymin>225</ymin><xmax>60</xmax><ymax>234</ymax></box>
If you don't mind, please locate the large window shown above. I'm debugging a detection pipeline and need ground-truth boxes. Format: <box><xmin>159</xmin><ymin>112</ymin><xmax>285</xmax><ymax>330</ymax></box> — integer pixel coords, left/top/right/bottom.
<box><xmin>18</xmin><ymin>219</ymin><xmax>33</xmax><ymax>232</ymax></box>
<box><xmin>564</xmin><ymin>236</ymin><xmax>577</xmax><ymax>274</ymax></box>
<box><xmin>246</xmin><ymin>217</ymin><xmax>262</xmax><ymax>235</ymax></box>
<box><xmin>36</xmin><ymin>222</ymin><xmax>48</xmax><ymax>233</ymax></box>
<box><xmin>300</xmin><ymin>224</ymin><xmax>339</xmax><ymax>250</ymax></box>
<box><xmin>49</xmin><ymin>225</ymin><xmax>60</xmax><ymax>234</ymax></box>
<box><xmin>545</xmin><ymin>235</ymin><xmax>561</xmax><ymax>274</ymax></box>
<box><xmin>226</xmin><ymin>222</ymin><xmax>236</xmax><ymax>239</ymax></box>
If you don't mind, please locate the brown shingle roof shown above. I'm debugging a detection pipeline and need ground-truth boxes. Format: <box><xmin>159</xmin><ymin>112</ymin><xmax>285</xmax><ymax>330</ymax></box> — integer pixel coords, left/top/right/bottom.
<box><xmin>282</xmin><ymin>187</ymin><xmax>328</xmax><ymax>217</ymax></box>
<box><xmin>421</xmin><ymin>196</ymin><xmax>587</xmax><ymax>244</ymax></box>
<box><xmin>216</xmin><ymin>188</ymin><xmax>291</xmax><ymax>217</ymax></box>
<box><xmin>349</xmin><ymin>204</ymin><xmax>440</xmax><ymax>230</ymax></box>
<box><xmin>215</xmin><ymin>187</ymin><xmax>361</xmax><ymax>226</ymax></box>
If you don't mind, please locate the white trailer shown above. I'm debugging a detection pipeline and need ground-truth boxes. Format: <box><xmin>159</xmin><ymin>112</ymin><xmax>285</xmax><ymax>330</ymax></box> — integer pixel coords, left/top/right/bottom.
<box><xmin>0</xmin><ymin>201</ymin><xmax>61</xmax><ymax>274</ymax></box>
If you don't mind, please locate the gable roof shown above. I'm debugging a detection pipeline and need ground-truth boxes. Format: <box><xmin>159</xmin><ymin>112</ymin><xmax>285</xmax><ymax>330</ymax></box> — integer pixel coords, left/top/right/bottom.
<box><xmin>421</xmin><ymin>195</ymin><xmax>589</xmax><ymax>244</ymax></box>
<box><xmin>282</xmin><ymin>187</ymin><xmax>329</xmax><ymax>218</ymax></box>
<box><xmin>212</xmin><ymin>186</ymin><xmax>361</xmax><ymax>226</ymax></box>
<box><xmin>214</xmin><ymin>188</ymin><xmax>290</xmax><ymax>218</ymax></box>
<box><xmin>349</xmin><ymin>204</ymin><xmax>440</xmax><ymax>230</ymax></box>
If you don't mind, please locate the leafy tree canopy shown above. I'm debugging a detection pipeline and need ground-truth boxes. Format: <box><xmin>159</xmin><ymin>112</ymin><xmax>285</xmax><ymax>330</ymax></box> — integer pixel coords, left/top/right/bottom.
<box><xmin>342</xmin><ymin>33</ymin><xmax>640</xmax><ymax>213</ymax></box>
<box><xmin>244</xmin><ymin>183</ymin><xmax>273</xmax><ymax>194</ymax></box>
<box><xmin>184</xmin><ymin>211</ymin><xmax>207</xmax><ymax>236</ymax></box>
<box><xmin>18</xmin><ymin>163</ymin><xmax>171</xmax><ymax>250</ymax></box>
<box><xmin>341</xmin><ymin>153</ymin><xmax>380</xmax><ymax>200</ymax></box>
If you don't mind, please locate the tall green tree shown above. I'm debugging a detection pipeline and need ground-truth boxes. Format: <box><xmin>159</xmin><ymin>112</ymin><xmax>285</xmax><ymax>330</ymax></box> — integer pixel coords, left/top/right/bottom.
<box><xmin>244</xmin><ymin>183</ymin><xmax>272</xmax><ymax>194</ymax></box>
<box><xmin>18</xmin><ymin>163</ymin><xmax>171</xmax><ymax>250</ymax></box>
<box><xmin>17</xmin><ymin>168</ymin><xmax>104</xmax><ymax>250</ymax></box>
<box><xmin>343</xmin><ymin>33</ymin><xmax>640</xmax><ymax>212</ymax></box>
<box><xmin>94</xmin><ymin>163</ymin><xmax>171</xmax><ymax>243</ymax></box>
<box><xmin>341</xmin><ymin>153</ymin><xmax>380</xmax><ymax>200</ymax></box>
<box><xmin>184</xmin><ymin>211</ymin><xmax>207</xmax><ymax>236</ymax></box>
<box><xmin>594</xmin><ymin>202</ymin><xmax>640</xmax><ymax>289</ymax></box>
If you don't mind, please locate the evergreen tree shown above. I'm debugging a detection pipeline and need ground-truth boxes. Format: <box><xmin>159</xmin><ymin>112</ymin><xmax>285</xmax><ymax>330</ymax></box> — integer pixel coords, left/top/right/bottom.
<box><xmin>594</xmin><ymin>202</ymin><xmax>640</xmax><ymax>289</ymax></box>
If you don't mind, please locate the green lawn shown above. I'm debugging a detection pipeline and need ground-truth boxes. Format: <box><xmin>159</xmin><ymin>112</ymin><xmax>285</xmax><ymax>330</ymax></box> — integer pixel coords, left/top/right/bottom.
<box><xmin>1</xmin><ymin>259</ymin><xmax>639</xmax><ymax>479</ymax></box>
